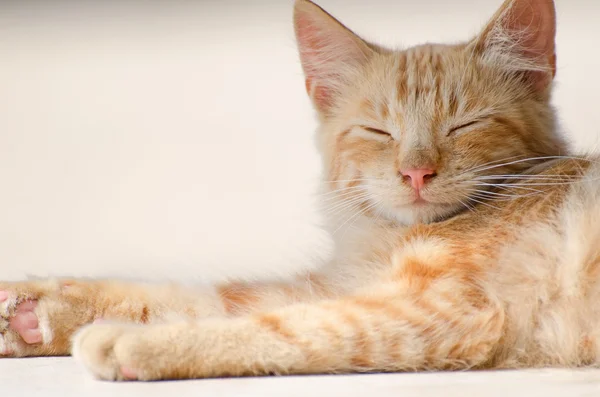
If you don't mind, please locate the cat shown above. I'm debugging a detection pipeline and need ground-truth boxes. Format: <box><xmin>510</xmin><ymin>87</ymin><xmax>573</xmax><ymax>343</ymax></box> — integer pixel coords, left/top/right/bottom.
<box><xmin>2</xmin><ymin>0</ymin><xmax>599</xmax><ymax>381</ymax></box>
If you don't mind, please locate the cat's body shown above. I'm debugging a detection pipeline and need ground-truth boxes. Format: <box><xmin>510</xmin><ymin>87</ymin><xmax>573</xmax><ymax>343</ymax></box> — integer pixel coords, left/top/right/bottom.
<box><xmin>2</xmin><ymin>0</ymin><xmax>599</xmax><ymax>381</ymax></box>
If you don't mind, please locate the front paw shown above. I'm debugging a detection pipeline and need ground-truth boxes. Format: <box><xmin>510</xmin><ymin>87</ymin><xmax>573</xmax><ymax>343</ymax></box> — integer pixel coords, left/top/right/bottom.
<box><xmin>72</xmin><ymin>323</ymin><xmax>144</xmax><ymax>381</ymax></box>
<box><xmin>0</xmin><ymin>279</ymin><xmax>96</xmax><ymax>357</ymax></box>
<box><xmin>0</xmin><ymin>282</ymin><xmax>58</xmax><ymax>356</ymax></box>
<box><xmin>73</xmin><ymin>323</ymin><xmax>179</xmax><ymax>381</ymax></box>
<box><xmin>73</xmin><ymin>322</ymin><xmax>207</xmax><ymax>381</ymax></box>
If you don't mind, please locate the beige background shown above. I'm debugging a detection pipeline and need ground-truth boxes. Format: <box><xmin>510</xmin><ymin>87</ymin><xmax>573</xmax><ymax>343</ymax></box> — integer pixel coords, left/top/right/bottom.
<box><xmin>1</xmin><ymin>0</ymin><xmax>599</xmax><ymax>283</ymax></box>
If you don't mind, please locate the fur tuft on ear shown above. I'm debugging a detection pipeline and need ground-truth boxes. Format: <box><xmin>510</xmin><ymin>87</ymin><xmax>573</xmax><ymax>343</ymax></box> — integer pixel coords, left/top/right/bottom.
<box><xmin>471</xmin><ymin>0</ymin><xmax>556</xmax><ymax>93</ymax></box>
<box><xmin>294</xmin><ymin>0</ymin><xmax>376</xmax><ymax>115</ymax></box>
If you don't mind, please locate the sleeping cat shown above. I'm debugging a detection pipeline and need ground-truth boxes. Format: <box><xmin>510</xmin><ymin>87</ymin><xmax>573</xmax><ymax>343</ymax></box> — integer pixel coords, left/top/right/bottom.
<box><xmin>2</xmin><ymin>0</ymin><xmax>599</xmax><ymax>381</ymax></box>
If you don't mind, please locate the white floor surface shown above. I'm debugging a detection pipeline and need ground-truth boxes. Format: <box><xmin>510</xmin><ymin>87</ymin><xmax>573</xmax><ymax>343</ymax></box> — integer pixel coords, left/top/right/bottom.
<box><xmin>2</xmin><ymin>357</ymin><xmax>600</xmax><ymax>397</ymax></box>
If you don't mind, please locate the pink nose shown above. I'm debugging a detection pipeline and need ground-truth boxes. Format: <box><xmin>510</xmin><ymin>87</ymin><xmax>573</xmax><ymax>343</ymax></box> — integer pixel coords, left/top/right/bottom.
<box><xmin>400</xmin><ymin>168</ymin><xmax>437</xmax><ymax>191</ymax></box>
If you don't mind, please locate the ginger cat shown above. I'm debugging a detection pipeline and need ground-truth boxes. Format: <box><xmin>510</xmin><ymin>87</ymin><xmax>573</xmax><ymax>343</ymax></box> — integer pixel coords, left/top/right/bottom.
<box><xmin>2</xmin><ymin>0</ymin><xmax>599</xmax><ymax>381</ymax></box>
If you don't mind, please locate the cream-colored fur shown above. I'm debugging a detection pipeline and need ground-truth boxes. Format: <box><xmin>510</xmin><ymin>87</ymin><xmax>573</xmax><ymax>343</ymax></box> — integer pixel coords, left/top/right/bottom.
<box><xmin>1</xmin><ymin>0</ymin><xmax>599</xmax><ymax>382</ymax></box>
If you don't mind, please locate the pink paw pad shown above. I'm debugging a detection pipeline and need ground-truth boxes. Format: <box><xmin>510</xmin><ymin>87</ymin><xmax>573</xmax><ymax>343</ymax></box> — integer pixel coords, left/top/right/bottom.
<box><xmin>0</xmin><ymin>291</ymin><xmax>8</xmax><ymax>302</ymax></box>
<box><xmin>9</xmin><ymin>300</ymin><xmax>42</xmax><ymax>344</ymax></box>
<box><xmin>120</xmin><ymin>366</ymin><xmax>138</xmax><ymax>380</ymax></box>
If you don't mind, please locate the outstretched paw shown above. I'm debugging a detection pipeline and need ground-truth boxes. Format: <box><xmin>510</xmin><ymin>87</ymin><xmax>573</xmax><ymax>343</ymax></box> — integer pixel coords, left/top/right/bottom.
<box><xmin>0</xmin><ymin>279</ymin><xmax>88</xmax><ymax>357</ymax></box>
<box><xmin>73</xmin><ymin>321</ymin><xmax>209</xmax><ymax>382</ymax></box>
<box><xmin>0</xmin><ymin>288</ymin><xmax>46</xmax><ymax>356</ymax></box>
<box><xmin>73</xmin><ymin>323</ymin><xmax>149</xmax><ymax>381</ymax></box>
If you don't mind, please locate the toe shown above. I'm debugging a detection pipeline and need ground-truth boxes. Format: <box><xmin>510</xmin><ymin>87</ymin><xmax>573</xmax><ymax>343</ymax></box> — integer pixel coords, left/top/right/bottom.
<box><xmin>0</xmin><ymin>347</ymin><xmax>13</xmax><ymax>355</ymax></box>
<box><xmin>73</xmin><ymin>324</ymin><xmax>143</xmax><ymax>381</ymax></box>
<box><xmin>10</xmin><ymin>310</ymin><xmax>38</xmax><ymax>330</ymax></box>
<box><xmin>0</xmin><ymin>291</ymin><xmax>8</xmax><ymax>302</ymax></box>
<box><xmin>16</xmin><ymin>300</ymin><xmax>37</xmax><ymax>313</ymax></box>
<box><xmin>20</xmin><ymin>328</ymin><xmax>43</xmax><ymax>344</ymax></box>
<box><xmin>10</xmin><ymin>310</ymin><xmax>42</xmax><ymax>344</ymax></box>
<box><xmin>0</xmin><ymin>336</ymin><xmax>13</xmax><ymax>356</ymax></box>
<box><xmin>120</xmin><ymin>366</ymin><xmax>138</xmax><ymax>380</ymax></box>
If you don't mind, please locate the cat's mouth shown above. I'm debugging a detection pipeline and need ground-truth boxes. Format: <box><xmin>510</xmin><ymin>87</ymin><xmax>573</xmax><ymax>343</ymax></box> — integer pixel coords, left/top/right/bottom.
<box><xmin>411</xmin><ymin>197</ymin><xmax>429</xmax><ymax>206</ymax></box>
<box><xmin>406</xmin><ymin>195</ymin><xmax>459</xmax><ymax>212</ymax></box>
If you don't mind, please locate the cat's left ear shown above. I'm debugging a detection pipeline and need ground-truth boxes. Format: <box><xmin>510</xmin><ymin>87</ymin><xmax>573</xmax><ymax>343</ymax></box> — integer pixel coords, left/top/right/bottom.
<box><xmin>470</xmin><ymin>0</ymin><xmax>556</xmax><ymax>94</ymax></box>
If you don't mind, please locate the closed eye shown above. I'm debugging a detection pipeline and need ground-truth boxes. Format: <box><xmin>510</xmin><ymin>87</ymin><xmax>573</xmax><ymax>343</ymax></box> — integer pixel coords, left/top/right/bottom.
<box><xmin>362</xmin><ymin>126</ymin><xmax>391</xmax><ymax>137</ymax></box>
<box><xmin>448</xmin><ymin>120</ymin><xmax>480</xmax><ymax>136</ymax></box>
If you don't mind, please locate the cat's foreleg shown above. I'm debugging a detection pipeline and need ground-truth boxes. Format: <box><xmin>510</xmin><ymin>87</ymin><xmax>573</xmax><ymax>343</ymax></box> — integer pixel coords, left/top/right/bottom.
<box><xmin>72</xmin><ymin>280</ymin><xmax>504</xmax><ymax>380</ymax></box>
<box><xmin>0</xmin><ymin>279</ymin><xmax>223</xmax><ymax>356</ymax></box>
<box><xmin>0</xmin><ymin>271</ymin><xmax>341</xmax><ymax>357</ymax></box>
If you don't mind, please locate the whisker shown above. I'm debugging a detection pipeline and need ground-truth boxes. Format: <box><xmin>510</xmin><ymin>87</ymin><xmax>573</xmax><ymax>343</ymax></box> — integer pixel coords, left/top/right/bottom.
<box><xmin>320</xmin><ymin>186</ymin><xmax>368</xmax><ymax>200</ymax></box>
<box><xmin>460</xmin><ymin>154</ymin><xmax>528</xmax><ymax>174</ymax></box>
<box><xmin>319</xmin><ymin>185</ymin><xmax>368</xmax><ymax>194</ymax></box>
<box><xmin>325</xmin><ymin>194</ymin><xmax>372</xmax><ymax>214</ymax></box>
<box><xmin>471</xmin><ymin>189</ymin><xmax>540</xmax><ymax>199</ymax></box>
<box><xmin>478</xmin><ymin>181</ymin><xmax>584</xmax><ymax>187</ymax></box>
<box><xmin>332</xmin><ymin>200</ymin><xmax>381</xmax><ymax>236</ymax></box>
<box><xmin>469</xmin><ymin>192</ymin><xmax>514</xmax><ymax>202</ymax></box>
<box><xmin>474</xmin><ymin>174</ymin><xmax>581</xmax><ymax>181</ymax></box>
<box><xmin>474</xmin><ymin>182</ymin><xmax>544</xmax><ymax>193</ymax></box>
<box><xmin>324</xmin><ymin>192</ymin><xmax>374</xmax><ymax>215</ymax></box>
<box><xmin>475</xmin><ymin>174</ymin><xmax>600</xmax><ymax>192</ymax></box>
<box><xmin>322</xmin><ymin>190</ymin><xmax>370</xmax><ymax>205</ymax></box>
<box><xmin>321</xmin><ymin>178</ymin><xmax>383</xmax><ymax>184</ymax></box>
<box><xmin>319</xmin><ymin>182</ymin><xmax>394</xmax><ymax>199</ymax></box>
<box><xmin>467</xmin><ymin>196</ymin><xmax>501</xmax><ymax>210</ymax></box>
<box><xmin>469</xmin><ymin>191</ymin><xmax>522</xmax><ymax>202</ymax></box>
<box><xmin>470</xmin><ymin>155</ymin><xmax>593</xmax><ymax>175</ymax></box>
<box><xmin>339</xmin><ymin>198</ymin><xmax>385</xmax><ymax>242</ymax></box>
<box><xmin>456</xmin><ymin>198</ymin><xmax>475</xmax><ymax>213</ymax></box>
<box><xmin>328</xmin><ymin>202</ymin><xmax>365</xmax><ymax>219</ymax></box>
<box><xmin>371</xmin><ymin>203</ymin><xmax>385</xmax><ymax>225</ymax></box>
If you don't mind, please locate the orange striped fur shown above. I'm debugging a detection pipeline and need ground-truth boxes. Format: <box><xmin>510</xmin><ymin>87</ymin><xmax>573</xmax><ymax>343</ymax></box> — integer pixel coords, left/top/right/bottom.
<box><xmin>2</xmin><ymin>0</ymin><xmax>600</xmax><ymax>381</ymax></box>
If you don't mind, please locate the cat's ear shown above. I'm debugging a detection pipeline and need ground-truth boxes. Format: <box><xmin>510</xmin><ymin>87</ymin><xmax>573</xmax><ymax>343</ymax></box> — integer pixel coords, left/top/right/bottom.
<box><xmin>294</xmin><ymin>0</ymin><xmax>376</xmax><ymax>115</ymax></box>
<box><xmin>470</xmin><ymin>0</ymin><xmax>556</xmax><ymax>93</ymax></box>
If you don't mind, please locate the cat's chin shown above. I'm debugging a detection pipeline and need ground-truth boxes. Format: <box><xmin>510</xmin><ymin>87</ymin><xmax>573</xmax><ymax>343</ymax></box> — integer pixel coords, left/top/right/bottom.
<box><xmin>384</xmin><ymin>202</ymin><xmax>465</xmax><ymax>226</ymax></box>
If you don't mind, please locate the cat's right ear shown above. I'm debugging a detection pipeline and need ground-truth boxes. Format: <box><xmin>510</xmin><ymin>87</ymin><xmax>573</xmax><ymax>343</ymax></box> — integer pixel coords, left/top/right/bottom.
<box><xmin>294</xmin><ymin>0</ymin><xmax>375</xmax><ymax>116</ymax></box>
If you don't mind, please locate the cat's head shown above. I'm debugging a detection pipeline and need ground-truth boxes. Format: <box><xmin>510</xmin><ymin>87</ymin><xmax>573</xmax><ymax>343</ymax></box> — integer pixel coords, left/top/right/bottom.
<box><xmin>294</xmin><ymin>0</ymin><xmax>567</xmax><ymax>226</ymax></box>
